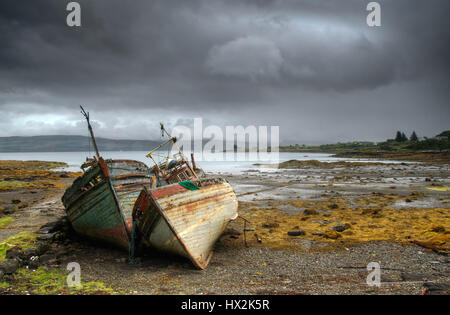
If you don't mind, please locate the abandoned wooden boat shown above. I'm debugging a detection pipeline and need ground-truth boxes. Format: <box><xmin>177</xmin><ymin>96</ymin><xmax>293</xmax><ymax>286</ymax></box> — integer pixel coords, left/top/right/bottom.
<box><xmin>62</xmin><ymin>157</ymin><xmax>152</xmax><ymax>249</ymax></box>
<box><xmin>132</xmin><ymin>177</ymin><xmax>238</xmax><ymax>269</ymax></box>
<box><xmin>61</xmin><ymin>107</ymin><xmax>154</xmax><ymax>249</ymax></box>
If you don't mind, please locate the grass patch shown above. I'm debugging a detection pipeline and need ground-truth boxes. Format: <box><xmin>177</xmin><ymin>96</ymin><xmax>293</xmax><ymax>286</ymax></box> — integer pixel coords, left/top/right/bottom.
<box><xmin>9</xmin><ymin>267</ymin><xmax>117</xmax><ymax>295</ymax></box>
<box><xmin>0</xmin><ymin>217</ymin><xmax>15</xmax><ymax>227</ymax></box>
<box><xmin>0</xmin><ymin>231</ymin><xmax>36</xmax><ymax>260</ymax></box>
<box><xmin>0</xmin><ymin>230</ymin><xmax>117</xmax><ymax>294</ymax></box>
<box><xmin>0</xmin><ymin>282</ymin><xmax>9</xmax><ymax>289</ymax></box>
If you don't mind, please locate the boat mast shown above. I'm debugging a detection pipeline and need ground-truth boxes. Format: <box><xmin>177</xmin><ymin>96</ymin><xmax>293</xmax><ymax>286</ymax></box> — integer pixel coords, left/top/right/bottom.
<box><xmin>80</xmin><ymin>105</ymin><xmax>101</xmax><ymax>159</ymax></box>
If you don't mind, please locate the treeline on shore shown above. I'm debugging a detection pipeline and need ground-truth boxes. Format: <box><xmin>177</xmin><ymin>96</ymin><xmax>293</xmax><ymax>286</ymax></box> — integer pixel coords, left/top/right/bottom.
<box><xmin>281</xmin><ymin>130</ymin><xmax>450</xmax><ymax>153</ymax></box>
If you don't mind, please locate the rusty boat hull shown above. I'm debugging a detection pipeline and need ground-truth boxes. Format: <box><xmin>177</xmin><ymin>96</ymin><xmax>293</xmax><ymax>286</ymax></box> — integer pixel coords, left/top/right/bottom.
<box><xmin>62</xmin><ymin>158</ymin><xmax>152</xmax><ymax>250</ymax></box>
<box><xmin>133</xmin><ymin>178</ymin><xmax>238</xmax><ymax>269</ymax></box>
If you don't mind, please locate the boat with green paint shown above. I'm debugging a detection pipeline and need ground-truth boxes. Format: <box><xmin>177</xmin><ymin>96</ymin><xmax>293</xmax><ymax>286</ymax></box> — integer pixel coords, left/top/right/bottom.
<box><xmin>62</xmin><ymin>157</ymin><xmax>152</xmax><ymax>249</ymax></box>
<box><xmin>62</xmin><ymin>107</ymin><xmax>154</xmax><ymax>250</ymax></box>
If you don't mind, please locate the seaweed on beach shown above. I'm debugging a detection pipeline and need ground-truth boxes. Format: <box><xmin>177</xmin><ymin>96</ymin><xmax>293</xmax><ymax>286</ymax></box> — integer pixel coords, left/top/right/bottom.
<box><xmin>0</xmin><ymin>161</ymin><xmax>80</xmax><ymax>192</ymax></box>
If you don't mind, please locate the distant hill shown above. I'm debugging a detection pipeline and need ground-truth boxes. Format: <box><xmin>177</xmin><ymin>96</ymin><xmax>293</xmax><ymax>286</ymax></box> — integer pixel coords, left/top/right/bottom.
<box><xmin>0</xmin><ymin>135</ymin><xmax>162</xmax><ymax>152</ymax></box>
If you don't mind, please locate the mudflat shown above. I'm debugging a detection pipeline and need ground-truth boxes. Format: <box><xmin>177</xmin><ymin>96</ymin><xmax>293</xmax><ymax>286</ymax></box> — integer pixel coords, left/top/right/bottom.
<box><xmin>0</xmin><ymin>157</ymin><xmax>449</xmax><ymax>295</ymax></box>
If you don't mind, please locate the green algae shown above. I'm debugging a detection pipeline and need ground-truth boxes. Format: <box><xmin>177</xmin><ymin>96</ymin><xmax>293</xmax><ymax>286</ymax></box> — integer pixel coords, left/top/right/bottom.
<box><xmin>0</xmin><ymin>231</ymin><xmax>36</xmax><ymax>260</ymax></box>
<box><xmin>12</xmin><ymin>267</ymin><xmax>116</xmax><ymax>295</ymax></box>
<box><xmin>0</xmin><ymin>217</ymin><xmax>15</xmax><ymax>227</ymax></box>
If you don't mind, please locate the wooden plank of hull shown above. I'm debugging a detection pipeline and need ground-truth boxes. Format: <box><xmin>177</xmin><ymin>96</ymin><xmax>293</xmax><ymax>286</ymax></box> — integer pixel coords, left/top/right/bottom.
<box><xmin>117</xmin><ymin>189</ymin><xmax>148</xmax><ymax>225</ymax></box>
<box><xmin>65</xmin><ymin>179</ymin><xmax>130</xmax><ymax>249</ymax></box>
<box><xmin>62</xmin><ymin>159</ymin><xmax>152</xmax><ymax>250</ymax></box>
<box><xmin>133</xmin><ymin>178</ymin><xmax>238</xmax><ymax>269</ymax></box>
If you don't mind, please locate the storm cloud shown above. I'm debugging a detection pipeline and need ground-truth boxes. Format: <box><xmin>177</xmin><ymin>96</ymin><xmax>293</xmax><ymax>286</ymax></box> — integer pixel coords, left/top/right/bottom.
<box><xmin>0</xmin><ymin>0</ymin><xmax>449</xmax><ymax>144</ymax></box>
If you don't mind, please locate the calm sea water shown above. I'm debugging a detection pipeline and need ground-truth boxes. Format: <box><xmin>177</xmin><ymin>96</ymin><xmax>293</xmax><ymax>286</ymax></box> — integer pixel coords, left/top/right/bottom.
<box><xmin>0</xmin><ymin>151</ymin><xmax>397</xmax><ymax>174</ymax></box>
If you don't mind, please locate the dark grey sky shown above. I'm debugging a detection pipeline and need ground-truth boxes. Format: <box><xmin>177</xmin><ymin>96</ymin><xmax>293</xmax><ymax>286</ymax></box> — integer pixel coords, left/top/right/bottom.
<box><xmin>0</xmin><ymin>0</ymin><xmax>449</xmax><ymax>144</ymax></box>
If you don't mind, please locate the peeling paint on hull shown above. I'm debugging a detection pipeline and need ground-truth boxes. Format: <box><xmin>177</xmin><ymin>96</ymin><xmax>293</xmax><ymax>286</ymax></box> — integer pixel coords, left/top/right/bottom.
<box><xmin>62</xmin><ymin>159</ymin><xmax>151</xmax><ymax>250</ymax></box>
<box><xmin>133</xmin><ymin>178</ymin><xmax>238</xmax><ymax>269</ymax></box>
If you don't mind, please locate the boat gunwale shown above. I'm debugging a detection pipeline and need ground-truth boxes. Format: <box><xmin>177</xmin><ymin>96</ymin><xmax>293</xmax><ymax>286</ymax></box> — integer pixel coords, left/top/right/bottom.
<box><xmin>63</xmin><ymin>175</ymin><xmax>105</xmax><ymax>209</ymax></box>
<box><xmin>114</xmin><ymin>181</ymin><xmax>151</xmax><ymax>191</ymax></box>
<box><xmin>62</xmin><ymin>165</ymin><xmax>101</xmax><ymax>204</ymax></box>
<box><xmin>64</xmin><ymin>162</ymin><xmax>151</xmax><ymax>209</ymax></box>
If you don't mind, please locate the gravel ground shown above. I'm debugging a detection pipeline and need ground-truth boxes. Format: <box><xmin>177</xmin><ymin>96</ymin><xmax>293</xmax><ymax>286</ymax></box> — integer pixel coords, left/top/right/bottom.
<box><xmin>59</xmin><ymin>237</ymin><xmax>449</xmax><ymax>295</ymax></box>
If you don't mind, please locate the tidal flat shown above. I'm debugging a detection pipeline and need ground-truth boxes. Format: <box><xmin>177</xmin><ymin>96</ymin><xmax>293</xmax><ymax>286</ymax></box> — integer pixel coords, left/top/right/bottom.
<box><xmin>0</xmin><ymin>157</ymin><xmax>449</xmax><ymax>295</ymax></box>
